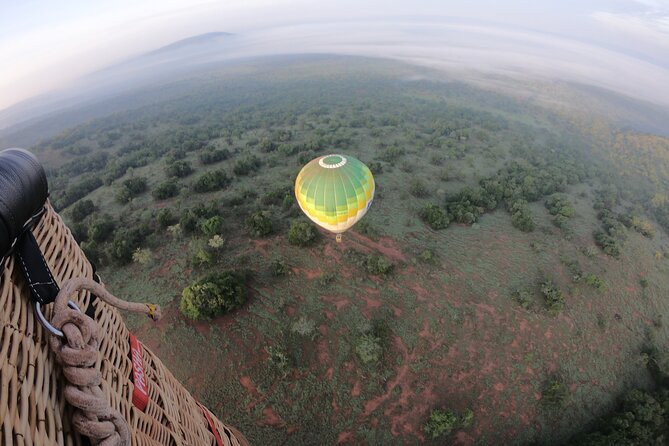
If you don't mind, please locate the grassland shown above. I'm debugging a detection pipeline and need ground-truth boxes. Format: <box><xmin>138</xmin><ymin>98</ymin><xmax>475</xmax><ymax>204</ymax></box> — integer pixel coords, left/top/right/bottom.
<box><xmin>25</xmin><ymin>57</ymin><xmax>669</xmax><ymax>445</ymax></box>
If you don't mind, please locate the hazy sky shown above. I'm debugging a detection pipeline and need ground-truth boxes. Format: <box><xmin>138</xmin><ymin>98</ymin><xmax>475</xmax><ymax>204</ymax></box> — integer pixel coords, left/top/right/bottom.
<box><xmin>1</xmin><ymin>0</ymin><xmax>668</xmax><ymax>111</ymax></box>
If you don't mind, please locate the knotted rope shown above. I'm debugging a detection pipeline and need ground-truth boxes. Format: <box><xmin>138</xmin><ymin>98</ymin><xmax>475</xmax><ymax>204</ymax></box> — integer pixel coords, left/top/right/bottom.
<box><xmin>47</xmin><ymin>277</ymin><xmax>162</xmax><ymax>446</ymax></box>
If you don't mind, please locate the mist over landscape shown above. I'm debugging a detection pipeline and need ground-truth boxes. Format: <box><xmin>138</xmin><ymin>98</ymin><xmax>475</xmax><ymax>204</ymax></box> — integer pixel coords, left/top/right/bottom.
<box><xmin>3</xmin><ymin>1</ymin><xmax>669</xmax><ymax>445</ymax></box>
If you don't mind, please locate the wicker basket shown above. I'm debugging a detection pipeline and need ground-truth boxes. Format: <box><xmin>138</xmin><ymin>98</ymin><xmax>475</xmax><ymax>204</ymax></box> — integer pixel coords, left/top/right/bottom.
<box><xmin>0</xmin><ymin>201</ymin><xmax>248</xmax><ymax>445</ymax></box>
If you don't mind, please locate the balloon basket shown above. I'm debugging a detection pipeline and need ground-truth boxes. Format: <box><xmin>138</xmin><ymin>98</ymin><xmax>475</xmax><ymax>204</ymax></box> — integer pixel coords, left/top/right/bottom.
<box><xmin>336</xmin><ymin>234</ymin><xmax>342</xmax><ymax>243</ymax></box>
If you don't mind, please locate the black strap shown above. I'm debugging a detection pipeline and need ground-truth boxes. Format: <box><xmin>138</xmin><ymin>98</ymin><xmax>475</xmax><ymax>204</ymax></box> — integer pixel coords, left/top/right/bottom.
<box><xmin>15</xmin><ymin>230</ymin><xmax>60</xmax><ymax>305</ymax></box>
<box><xmin>85</xmin><ymin>261</ymin><xmax>101</xmax><ymax>319</ymax></box>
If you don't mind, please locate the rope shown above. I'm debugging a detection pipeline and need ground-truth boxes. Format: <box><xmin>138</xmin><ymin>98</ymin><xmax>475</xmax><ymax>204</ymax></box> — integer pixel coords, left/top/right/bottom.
<box><xmin>48</xmin><ymin>277</ymin><xmax>162</xmax><ymax>446</ymax></box>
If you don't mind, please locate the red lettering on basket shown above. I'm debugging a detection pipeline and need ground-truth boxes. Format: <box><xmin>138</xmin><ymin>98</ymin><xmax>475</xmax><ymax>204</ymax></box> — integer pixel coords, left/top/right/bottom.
<box><xmin>129</xmin><ymin>333</ymin><xmax>149</xmax><ymax>411</ymax></box>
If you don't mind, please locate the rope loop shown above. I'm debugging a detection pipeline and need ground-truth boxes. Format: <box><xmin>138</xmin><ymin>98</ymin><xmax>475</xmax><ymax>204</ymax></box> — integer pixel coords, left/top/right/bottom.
<box><xmin>45</xmin><ymin>277</ymin><xmax>162</xmax><ymax>446</ymax></box>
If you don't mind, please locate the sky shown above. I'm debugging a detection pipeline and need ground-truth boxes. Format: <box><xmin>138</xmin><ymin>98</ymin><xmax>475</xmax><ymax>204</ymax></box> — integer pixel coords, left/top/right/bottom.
<box><xmin>1</xmin><ymin>0</ymin><xmax>668</xmax><ymax>111</ymax></box>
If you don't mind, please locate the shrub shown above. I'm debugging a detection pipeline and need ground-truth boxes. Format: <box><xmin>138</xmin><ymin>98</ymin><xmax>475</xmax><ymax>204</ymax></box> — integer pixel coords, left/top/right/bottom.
<box><xmin>180</xmin><ymin>210</ymin><xmax>199</xmax><ymax>233</ymax></box>
<box><xmin>81</xmin><ymin>240</ymin><xmax>103</xmax><ymax>265</ymax></box>
<box><xmin>632</xmin><ymin>216</ymin><xmax>655</xmax><ymax>238</ymax></box>
<box><xmin>199</xmin><ymin>148</ymin><xmax>230</xmax><ymax>165</ymax></box>
<box><xmin>156</xmin><ymin>208</ymin><xmax>176</xmax><ymax>228</ymax></box>
<box><xmin>70</xmin><ymin>199</ymin><xmax>95</xmax><ymax>222</ymax></box>
<box><xmin>512</xmin><ymin>289</ymin><xmax>533</xmax><ymax>310</ymax></box>
<box><xmin>88</xmin><ymin>218</ymin><xmax>115</xmax><ymax>243</ymax></box>
<box><xmin>423</xmin><ymin>409</ymin><xmax>459</xmax><ymax>439</ymax></box>
<box><xmin>198</xmin><ymin>216</ymin><xmax>223</xmax><ymax>236</ymax></box>
<box><xmin>152</xmin><ymin>178</ymin><xmax>179</xmax><ymax>200</ymax></box>
<box><xmin>545</xmin><ymin>195</ymin><xmax>575</xmax><ymax>218</ymax></box>
<box><xmin>233</xmin><ymin>154</ymin><xmax>261</xmax><ymax>176</ymax></box>
<box><xmin>365</xmin><ymin>254</ymin><xmax>394</xmax><ymax>275</ymax></box>
<box><xmin>266</xmin><ymin>345</ymin><xmax>290</xmax><ymax>376</ymax></box>
<box><xmin>355</xmin><ymin>334</ymin><xmax>383</xmax><ymax>364</ymax></box>
<box><xmin>167</xmin><ymin>224</ymin><xmax>182</xmax><ymax>238</ymax></box>
<box><xmin>115</xmin><ymin>177</ymin><xmax>147</xmax><ymax>203</ymax></box>
<box><xmin>193</xmin><ymin>170</ymin><xmax>231</xmax><ymax>193</ymax></box>
<box><xmin>541</xmin><ymin>280</ymin><xmax>565</xmax><ymax>312</ymax></box>
<box><xmin>418</xmin><ymin>248</ymin><xmax>438</xmax><ymax>264</ymax></box>
<box><xmin>132</xmin><ymin>248</ymin><xmax>152</xmax><ymax>265</ymax></box>
<box><xmin>640</xmin><ymin>278</ymin><xmax>650</xmax><ymax>289</ymax></box>
<box><xmin>420</xmin><ymin>204</ymin><xmax>450</xmax><ymax>230</ymax></box>
<box><xmin>510</xmin><ymin>200</ymin><xmax>535</xmax><ymax>232</ymax></box>
<box><xmin>180</xmin><ymin>271</ymin><xmax>246</xmax><ymax>319</ymax></box>
<box><xmin>584</xmin><ymin>273</ymin><xmax>605</xmax><ymax>291</ymax></box>
<box><xmin>288</xmin><ymin>220</ymin><xmax>317</xmax><ymax>246</ymax></box>
<box><xmin>291</xmin><ymin>317</ymin><xmax>316</xmax><ymax>337</ymax></box>
<box><xmin>246</xmin><ymin>211</ymin><xmax>273</xmax><ymax>238</ymax></box>
<box><xmin>379</xmin><ymin>146</ymin><xmax>404</xmax><ymax>163</ymax></box>
<box><xmin>594</xmin><ymin>231</ymin><xmax>621</xmax><ymax>258</ymax></box>
<box><xmin>542</xmin><ymin>377</ymin><xmax>567</xmax><ymax>406</ymax></box>
<box><xmin>165</xmin><ymin>160</ymin><xmax>193</xmax><ymax>178</ymax></box>
<box><xmin>409</xmin><ymin>179</ymin><xmax>430</xmax><ymax>198</ymax></box>
<box><xmin>192</xmin><ymin>248</ymin><xmax>214</xmax><ymax>267</ymax></box>
<box><xmin>208</xmin><ymin>235</ymin><xmax>225</xmax><ymax>249</ymax></box>
<box><xmin>270</xmin><ymin>258</ymin><xmax>289</xmax><ymax>277</ymax></box>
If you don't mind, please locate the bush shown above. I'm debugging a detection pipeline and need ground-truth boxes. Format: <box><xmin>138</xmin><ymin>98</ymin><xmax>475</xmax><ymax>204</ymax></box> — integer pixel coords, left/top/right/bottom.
<box><xmin>510</xmin><ymin>200</ymin><xmax>535</xmax><ymax>232</ymax></box>
<box><xmin>115</xmin><ymin>177</ymin><xmax>147</xmax><ymax>203</ymax></box>
<box><xmin>632</xmin><ymin>216</ymin><xmax>655</xmax><ymax>238</ymax></box>
<box><xmin>542</xmin><ymin>377</ymin><xmax>567</xmax><ymax>406</ymax></box>
<box><xmin>233</xmin><ymin>154</ymin><xmax>261</xmax><ymax>176</ymax></box>
<box><xmin>355</xmin><ymin>334</ymin><xmax>383</xmax><ymax>364</ymax></box>
<box><xmin>180</xmin><ymin>209</ymin><xmax>199</xmax><ymax>233</ymax></box>
<box><xmin>355</xmin><ymin>219</ymin><xmax>380</xmax><ymax>239</ymax></box>
<box><xmin>70</xmin><ymin>199</ymin><xmax>95</xmax><ymax>222</ymax></box>
<box><xmin>545</xmin><ymin>195</ymin><xmax>575</xmax><ymax>218</ymax></box>
<box><xmin>512</xmin><ymin>289</ymin><xmax>533</xmax><ymax>310</ymax></box>
<box><xmin>270</xmin><ymin>258</ymin><xmax>289</xmax><ymax>277</ymax></box>
<box><xmin>199</xmin><ymin>148</ymin><xmax>230</xmax><ymax>165</ymax></box>
<box><xmin>288</xmin><ymin>220</ymin><xmax>317</xmax><ymax>246</ymax></box>
<box><xmin>88</xmin><ymin>218</ymin><xmax>115</xmax><ymax>243</ymax></box>
<box><xmin>193</xmin><ymin>169</ymin><xmax>231</xmax><ymax>193</ymax></box>
<box><xmin>152</xmin><ymin>178</ymin><xmax>179</xmax><ymax>200</ymax></box>
<box><xmin>180</xmin><ymin>272</ymin><xmax>247</xmax><ymax>319</ymax></box>
<box><xmin>198</xmin><ymin>216</ymin><xmax>223</xmax><ymax>236</ymax></box>
<box><xmin>192</xmin><ymin>248</ymin><xmax>214</xmax><ymax>267</ymax></box>
<box><xmin>132</xmin><ymin>248</ymin><xmax>152</xmax><ymax>265</ymax></box>
<box><xmin>594</xmin><ymin>231</ymin><xmax>621</xmax><ymax>258</ymax></box>
<box><xmin>423</xmin><ymin>408</ymin><xmax>474</xmax><ymax>439</ymax></box>
<box><xmin>418</xmin><ymin>248</ymin><xmax>438</xmax><ymax>264</ymax></box>
<box><xmin>584</xmin><ymin>273</ymin><xmax>605</xmax><ymax>291</ymax></box>
<box><xmin>165</xmin><ymin>160</ymin><xmax>193</xmax><ymax>178</ymax></box>
<box><xmin>420</xmin><ymin>204</ymin><xmax>450</xmax><ymax>230</ymax></box>
<box><xmin>541</xmin><ymin>280</ymin><xmax>565</xmax><ymax>312</ymax></box>
<box><xmin>246</xmin><ymin>211</ymin><xmax>273</xmax><ymax>238</ymax></box>
<box><xmin>156</xmin><ymin>208</ymin><xmax>176</xmax><ymax>228</ymax></box>
<box><xmin>208</xmin><ymin>235</ymin><xmax>225</xmax><ymax>249</ymax></box>
<box><xmin>409</xmin><ymin>179</ymin><xmax>430</xmax><ymax>198</ymax></box>
<box><xmin>365</xmin><ymin>254</ymin><xmax>394</xmax><ymax>275</ymax></box>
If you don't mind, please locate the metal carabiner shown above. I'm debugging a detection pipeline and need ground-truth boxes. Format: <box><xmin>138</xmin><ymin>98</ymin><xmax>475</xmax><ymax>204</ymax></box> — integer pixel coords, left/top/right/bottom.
<box><xmin>35</xmin><ymin>300</ymin><xmax>82</xmax><ymax>338</ymax></box>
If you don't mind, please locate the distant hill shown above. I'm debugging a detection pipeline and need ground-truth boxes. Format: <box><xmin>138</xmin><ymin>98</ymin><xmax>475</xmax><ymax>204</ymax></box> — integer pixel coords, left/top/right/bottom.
<box><xmin>0</xmin><ymin>32</ymin><xmax>236</xmax><ymax>138</ymax></box>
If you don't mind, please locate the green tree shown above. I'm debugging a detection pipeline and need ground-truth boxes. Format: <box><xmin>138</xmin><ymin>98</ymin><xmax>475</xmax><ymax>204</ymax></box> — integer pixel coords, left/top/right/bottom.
<box><xmin>246</xmin><ymin>211</ymin><xmax>273</xmax><ymax>238</ymax></box>
<box><xmin>420</xmin><ymin>204</ymin><xmax>450</xmax><ymax>230</ymax></box>
<box><xmin>193</xmin><ymin>169</ymin><xmax>231</xmax><ymax>193</ymax></box>
<box><xmin>198</xmin><ymin>216</ymin><xmax>223</xmax><ymax>236</ymax></box>
<box><xmin>152</xmin><ymin>178</ymin><xmax>179</xmax><ymax>200</ymax></box>
<box><xmin>165</xmin><ymin>160</ymin><xmax>193</xmax><ymax>178</ymax></box>
<box><xmin>180</xmin><ymin>272</ymin><xmax>247</xmax><ymax>319</ymax></box>
<box><xmin>70</xmin><ymin>199</ymin><xmax>95</xmax><ymax>222</ymax></box>
<box><xmin>288</xmin><ymin>220</ymin><xmax>318</xmax><ymax>246</ymax></box>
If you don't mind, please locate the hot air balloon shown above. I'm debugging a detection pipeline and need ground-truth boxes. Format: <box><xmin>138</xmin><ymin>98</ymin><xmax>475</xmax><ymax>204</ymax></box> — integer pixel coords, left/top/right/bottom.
<box><xmin>295</xmin><ymin>154</ymin><xmax>375</xmax><ymax>242</ymax></box>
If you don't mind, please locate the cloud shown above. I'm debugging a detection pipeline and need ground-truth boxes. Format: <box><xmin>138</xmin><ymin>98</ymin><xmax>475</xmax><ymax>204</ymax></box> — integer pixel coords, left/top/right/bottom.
<box><xmin>2</xmin><ymin>1</ymin><xmax>669</xmax><ymax>112</ymax></box>
<box><xmin>592</xmin><ymin>0</ymin><xmax>669</xmax><ymax>51</ymax></box>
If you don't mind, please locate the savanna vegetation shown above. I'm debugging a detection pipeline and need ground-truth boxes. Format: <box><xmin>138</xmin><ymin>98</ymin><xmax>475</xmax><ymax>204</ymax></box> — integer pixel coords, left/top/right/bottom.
<box><xmin>26</xmin><ymin>57</ymin><xmax>669</xmax><ymax>445</ymax></box>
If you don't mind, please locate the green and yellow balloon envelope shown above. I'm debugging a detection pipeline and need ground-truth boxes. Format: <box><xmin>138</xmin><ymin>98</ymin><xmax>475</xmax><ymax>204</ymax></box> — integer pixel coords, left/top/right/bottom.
<box><xmin>295</xmin><ymin>154</ymin><xmax>375</xmax><ymax>237</ymax></box>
